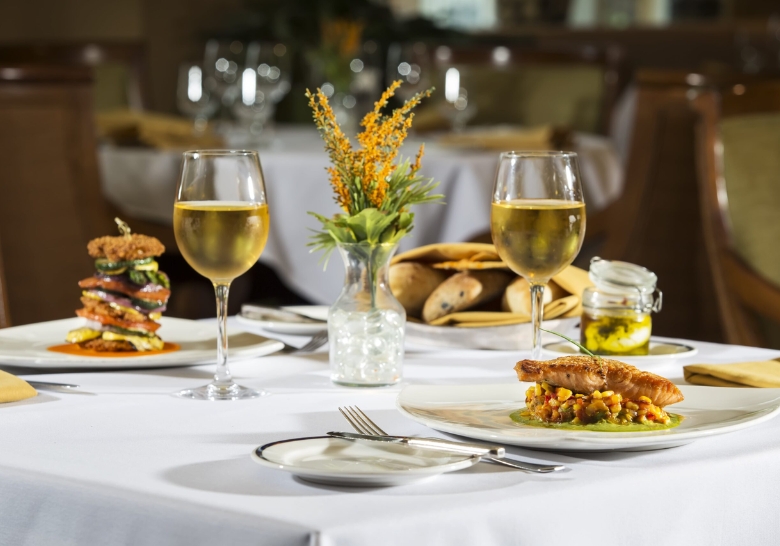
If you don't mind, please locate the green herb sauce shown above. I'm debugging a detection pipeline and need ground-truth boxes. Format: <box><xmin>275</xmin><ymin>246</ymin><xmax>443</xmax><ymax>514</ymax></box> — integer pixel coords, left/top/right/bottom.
<box><xmin>509</xmin><ymin>409</ymin><xmax>683</xmax><ymax>432</ymax></box>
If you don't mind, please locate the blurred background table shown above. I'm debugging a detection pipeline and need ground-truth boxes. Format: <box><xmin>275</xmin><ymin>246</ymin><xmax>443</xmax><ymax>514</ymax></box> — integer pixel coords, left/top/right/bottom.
<box><xmin>99</xmin><ymin>125</ymin><xmax>621</xmax><ymax>304</ymax></box>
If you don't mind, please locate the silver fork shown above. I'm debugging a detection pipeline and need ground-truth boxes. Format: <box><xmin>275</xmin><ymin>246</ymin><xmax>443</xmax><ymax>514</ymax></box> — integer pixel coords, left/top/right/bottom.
<box><xmin>281</xmin><ymin>331</ymin><xmax>328</xmax><ymax>354</ymax></box>
<box><xmin>339</xmin><ymin>406</ymin><xmax>565</xmax><ymax>474</ymax></box>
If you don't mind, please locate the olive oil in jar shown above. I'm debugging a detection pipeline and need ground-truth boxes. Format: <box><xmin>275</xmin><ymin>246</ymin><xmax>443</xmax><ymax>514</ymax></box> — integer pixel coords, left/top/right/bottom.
<box><xmin>581</xmin><ymin>311</ymin><xmax>652</xmax><ymax>356</ymax></box>
<box><xmin>580</xmin><ymin>258</ymin><xmax>662</xmax><ymax>357</ymax></box>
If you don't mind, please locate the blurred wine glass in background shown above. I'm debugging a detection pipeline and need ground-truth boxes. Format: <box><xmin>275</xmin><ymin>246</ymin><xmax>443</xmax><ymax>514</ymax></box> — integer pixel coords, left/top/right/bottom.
<box><xmin>387</xmin><ymin>42</ymin><xmax>432</xmax><ymax>102</ymax></box>
<box><xmin>204</xmin><ymin>39</ymin><xmax>244</xmax><ymax>112</ymax></box>
<box><xmin>436</xmin><ymin>62</ymin><xmax>477</xmax><ymax>132</ymax></box>
<box><xmin>231</xmin><ymin>42</ymin><xmax>292</xmax><ymax>143</ymax></box>
<box><xmin>177</xmin><ymin>62</ymin><xmax>219</xmax><ymax>131</ymax></box>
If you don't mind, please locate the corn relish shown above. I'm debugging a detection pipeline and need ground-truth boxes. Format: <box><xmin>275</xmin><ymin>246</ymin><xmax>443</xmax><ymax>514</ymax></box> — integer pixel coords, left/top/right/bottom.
<box><xmin>521</xmin><ymin>382</ymin><xmax>672</xmax><ymax>426</ymax></box>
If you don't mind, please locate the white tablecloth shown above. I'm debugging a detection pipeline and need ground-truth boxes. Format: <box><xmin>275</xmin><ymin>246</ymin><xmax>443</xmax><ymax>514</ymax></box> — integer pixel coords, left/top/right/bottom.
<box><xmin>1</xmin><ymin>320</ymin><xmax>779</xmax><ymax>546</ymax></box>
<box><xmin>99</xmin><ymin>127</ymin><xmax>622</xmax><ymax>304</ymax></box>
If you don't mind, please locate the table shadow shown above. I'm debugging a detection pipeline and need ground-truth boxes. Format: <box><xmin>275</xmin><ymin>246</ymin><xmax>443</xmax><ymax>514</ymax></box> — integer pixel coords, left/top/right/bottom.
<box><xmin>0</xmin><ymin>392</ymin><xmax>59</xmax><ymax>408</ymax></box>
<box><xmin>161</xmin><ymin>452</ymin><xmax>555</xmax><ymax>498</ymax></box>
<box><xmin>161</xmin><ymin>456</ymin><xmax>335</xmax><ymax>497</ymax></box>
<box><xmin>125</xmin><ymin>367</ymin><xmax>214</xmax><ymax>380</ymax></box>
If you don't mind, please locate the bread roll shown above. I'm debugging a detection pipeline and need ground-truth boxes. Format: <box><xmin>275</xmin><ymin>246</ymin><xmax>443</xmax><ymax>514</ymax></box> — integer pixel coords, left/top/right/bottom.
<box><xmin>389</xmin><ymin>263</ymin><xmax>447</xmax><ymax>318</ymax></box>
<box><xmin>501</xmin><ymin>277</ymin><xmax>553</xmax><ymax>314</ymax></box>
<box><xmin>422</xmin><ymin>270</ymin><xmax>511</xmax><ymax>323</ymax></box>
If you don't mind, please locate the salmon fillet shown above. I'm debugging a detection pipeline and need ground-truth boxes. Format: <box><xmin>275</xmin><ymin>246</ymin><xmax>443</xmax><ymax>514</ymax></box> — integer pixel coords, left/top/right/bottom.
<box><xmin>515</xmin><ymin>356</ymin><xmax>684</xmax><ymax>407</ymax></box>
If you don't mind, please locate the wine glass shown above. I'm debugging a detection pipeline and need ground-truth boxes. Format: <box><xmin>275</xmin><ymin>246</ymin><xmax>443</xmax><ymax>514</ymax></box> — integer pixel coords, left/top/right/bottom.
<box><xmin>386</xmin><ymin>42</ymin><xmax>432</xmax><ymax>102</ymax></box>
<box><xmin>232</xmin><ymin>42</ymin><xmax>292</xmax><ymax>140</ymax></box>
<box><xmin>490</xmin><ymin>152</ymin><xmax>586</xmax><ymax>359</ymax></box>
<box><xmin>177</xmin><ymin>62</ymin><xmax>219</xmax><ymax>130</ymax></box>
<box><xmin>204</xmin><ymin>39</ymin><xmax>244</xmax><ymax>110</ymax></box>
<box><xmin>173</xmin><ymin>150</ymin><xmax>270</xmax><ymax>400</ymax></box>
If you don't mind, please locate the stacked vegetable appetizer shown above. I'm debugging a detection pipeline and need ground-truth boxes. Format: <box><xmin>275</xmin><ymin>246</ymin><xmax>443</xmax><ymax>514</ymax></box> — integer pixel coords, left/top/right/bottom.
<box><xmin>66</xmin><ymin>232</ymin><xmax>171</xmax><ymax>352</ymax></box>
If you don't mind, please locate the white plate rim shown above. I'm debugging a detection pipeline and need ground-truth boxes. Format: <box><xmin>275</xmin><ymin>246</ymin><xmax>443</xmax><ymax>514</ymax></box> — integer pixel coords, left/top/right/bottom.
<box><xmin>0</xmin><ymin>317</ymin><xmax>284</xmax><ymax>369</ymax></box>
<box><xmin>395</xmin><ymin>383</ymin><xmax>780</xmax><ymax>451</ymax></box>
<box><xmin>542</xmin><ymin>339</ymin><xmax>698</xmax><ymax>361</ymax></box>
<box><xmin>250</xmin><ymin>436</ymin><xmax>480</xmax><ymax>480</ymax></box>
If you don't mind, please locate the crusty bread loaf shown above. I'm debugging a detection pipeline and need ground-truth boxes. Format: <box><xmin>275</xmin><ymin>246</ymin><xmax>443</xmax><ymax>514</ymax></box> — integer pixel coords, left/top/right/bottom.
<box><xmin>389</xmin><ymin>263</ymin><xmax>447</xmax><ymax>318</ymax></box>
<box><xmin>422</xmin><ymin>270</ymin><xmax>511</xmax><ymax>323</ymax></box>
<box><xmin>501</xmin><ymin>277</ymin><xmax>553</xmax><ymax>314</ymax></box>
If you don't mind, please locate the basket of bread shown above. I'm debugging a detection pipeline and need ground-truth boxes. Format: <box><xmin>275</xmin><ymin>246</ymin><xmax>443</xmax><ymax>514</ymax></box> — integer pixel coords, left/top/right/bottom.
<box><xmin>389</xmin><ymin>243</ymin><xmax>592</xmax><ymax>350</ymax></box>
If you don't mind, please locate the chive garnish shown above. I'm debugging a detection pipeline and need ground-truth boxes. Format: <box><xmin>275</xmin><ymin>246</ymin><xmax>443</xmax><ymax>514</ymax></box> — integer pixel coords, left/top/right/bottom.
<box><xmin>540</xmin><ymin>327</ymin><xmax>603</xmax><ymax>366</ymax></box>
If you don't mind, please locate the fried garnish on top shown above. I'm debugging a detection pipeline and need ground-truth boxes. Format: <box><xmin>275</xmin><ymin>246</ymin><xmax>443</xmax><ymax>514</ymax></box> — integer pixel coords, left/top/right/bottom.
<box><xmin>87</xmin><ymin>234</ymin><xmax>165</xmax><ymax>262</ymax></box>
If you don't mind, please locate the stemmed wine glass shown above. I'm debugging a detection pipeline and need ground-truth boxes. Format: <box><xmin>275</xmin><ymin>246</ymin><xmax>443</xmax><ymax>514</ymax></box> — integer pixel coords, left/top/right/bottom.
<box><xmin>490</xmin><ymin>152</ymin><xmax>586</xmax><ymax>359</ymax></box>
<box><xmin>386</xmin><ymin>42</ymin><xmax>432</xmax><ymax>102</ymax></box>
<box><xmin>232</xmin><ymin>42</ymin><xmax>292</xmax><ymax>140</ymax></box>
<box><xmin>173</xmin><ymin>150</ymin><xmax>270</xmax><ymax>400</ymax></box>
<box><xmin>177</xmin><ymin>62</ymin><xmax>219</xmax><ymax>130</ymax></box>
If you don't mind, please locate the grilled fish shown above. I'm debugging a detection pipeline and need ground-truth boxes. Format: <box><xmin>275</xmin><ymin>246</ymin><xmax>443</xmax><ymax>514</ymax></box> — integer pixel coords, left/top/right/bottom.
<box><xmin>515</xmin><ymin>355</ymin><xmax>683</xmax><ymax>407</ymax></box>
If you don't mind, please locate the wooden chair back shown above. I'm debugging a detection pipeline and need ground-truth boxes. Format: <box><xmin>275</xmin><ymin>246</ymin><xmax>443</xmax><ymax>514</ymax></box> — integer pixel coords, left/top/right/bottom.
<box><xmin>0</xmin><ymin>65</ymin><xmax>117</xmax><ymax>326</ymax></box>
<box><xmin>0</xmin><ymin>42</ymin><xmax>149</xmax><ymax>110</ymax></box>
<box><xmin>0</xmin><ymin>234</ymin><xmax>10</xmax><ymax>328</ymax></box>
<box><xmin>587</xmin><ymin>69</ymin><xmax>727</xmax><ymax>341</ymax></box>
<box><xmin>693</xmin><ymin>80</ymin><xmax>780</xmax><ymax>346</ymax></box>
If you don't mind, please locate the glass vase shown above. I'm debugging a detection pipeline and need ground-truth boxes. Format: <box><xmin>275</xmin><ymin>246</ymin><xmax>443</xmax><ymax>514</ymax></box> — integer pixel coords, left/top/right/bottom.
<box><xmin>329</xmin><ymin>242</ymin><xmax>405</xmax><ymax>387</ymax></box>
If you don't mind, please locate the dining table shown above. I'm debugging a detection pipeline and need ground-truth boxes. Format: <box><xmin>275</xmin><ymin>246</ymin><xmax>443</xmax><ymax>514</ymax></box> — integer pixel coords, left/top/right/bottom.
<box><xmin>98</xmin><ymin>126</ymin><xmax>622</xmax><ymax>304</ymax></box>
<box><xmin>1</xmin><ymin>318</ymin><xmax>779</xmax><ymax>546</ymax></box>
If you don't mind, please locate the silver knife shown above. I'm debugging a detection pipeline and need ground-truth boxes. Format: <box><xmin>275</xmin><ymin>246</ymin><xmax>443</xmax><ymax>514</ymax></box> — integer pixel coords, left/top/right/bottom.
<box><xmin>27</xmin><ymin>380</ymin><xmax>89</xmax><ymax>394</ymax></box>
<box><xmin>328</xmin><ymin>431</ymin><xmax>505</xmax><ymax>457</ymax></box>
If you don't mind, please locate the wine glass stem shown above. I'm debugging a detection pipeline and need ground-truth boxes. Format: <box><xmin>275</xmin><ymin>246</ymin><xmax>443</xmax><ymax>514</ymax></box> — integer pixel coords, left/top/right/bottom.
<box><xmin>213</xmin><ymin>282</ymin><xmax>232</xmax><ymax>386</ymax></box>
<box><xmin>530</xmin><ymin>283</ymin><xmax>545</xmax><ymax>360</ymax></box>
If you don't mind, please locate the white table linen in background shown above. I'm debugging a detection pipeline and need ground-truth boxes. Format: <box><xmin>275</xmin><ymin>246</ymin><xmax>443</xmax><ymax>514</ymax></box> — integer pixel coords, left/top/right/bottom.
<box><xmin>1</xmin><ymin>319</ymin><xmax>779</xmax><ymax>546</ymax></box>
<box><xmin>98</xmin><ymin>127</ymin><xmax>622</xmax><ymax>304</ymax></box>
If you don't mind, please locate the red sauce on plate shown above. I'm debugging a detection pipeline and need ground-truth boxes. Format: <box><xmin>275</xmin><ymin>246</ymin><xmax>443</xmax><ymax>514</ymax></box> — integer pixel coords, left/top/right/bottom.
<box><xmin>47</xmin><ymin>342</ymin><xmax>181</xmax><ymax>357</ymax></box>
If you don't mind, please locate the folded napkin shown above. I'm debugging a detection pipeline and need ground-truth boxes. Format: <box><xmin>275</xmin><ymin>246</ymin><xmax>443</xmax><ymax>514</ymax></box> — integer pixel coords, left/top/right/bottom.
<box><xmin>683</xmin><ymin>360</ymin><xmax>780</xmax><ymax>388</ymax></box>
<box><xmin>437</xmin><ymin>125</ymin><xmax>571</xmax><ymax>151</ymax></box>
<box><xmin>551</xmin><ymin>266</ymin><xmax>593</xmax><ymax>318</ymax></box>
<box><xmin>96</xmin><ymin>109</ymin><xmax>224</xmax><ymax>150</ymax></box>
<box><xmin>429</xmin><ymin>295</ymin><xmax>579</xmax><ymax>327</ymax></box>
<box><xmin>0</xmin><ymin>370</ymin><xmax>37</xmax><ymax>403</ymax></box>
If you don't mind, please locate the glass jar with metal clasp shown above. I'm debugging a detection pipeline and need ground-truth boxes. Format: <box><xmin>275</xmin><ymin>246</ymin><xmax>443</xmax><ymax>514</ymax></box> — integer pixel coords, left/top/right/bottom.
<box><xmin>580</xmin><ymin>257</ymin><xmax>662</xmax><ymax>356</ymax></box>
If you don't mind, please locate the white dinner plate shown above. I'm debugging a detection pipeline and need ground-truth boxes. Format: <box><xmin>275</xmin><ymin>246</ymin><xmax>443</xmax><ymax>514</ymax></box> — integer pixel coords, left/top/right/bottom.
<box><xmin>0</xmin><ymin>317</ymin><xmax>284</xmax><ymax>369</ymax></box>
<box><xmin>251</xmin><ymin>436</ymin><xmax>479</xmax><ymax>487</ymax></box>
<box><xmin>406</xmin><ymin>317</ymin><xmax>580</xmax><ymax>351</ymax></box>
<box><xmin>397</xmin><ymin>383</ymin><xmax>780</xmax><ymax>452</ymax></box>
<box><xmin>543</xmin><ymin>339</ymin><xmax>698</xmax><ymax>363</ymax></box>
<box><xmin>237</xmin><ymin>305</ymin><xmax>329</xmax><ymax>335</ymax></box>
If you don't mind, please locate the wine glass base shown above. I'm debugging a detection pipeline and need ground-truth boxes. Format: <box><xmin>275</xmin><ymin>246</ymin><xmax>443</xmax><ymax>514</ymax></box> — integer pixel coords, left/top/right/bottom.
<box><xmin>175</xmin><ymin>382</ymin><xmax>267</xmax><ymax>401</ymax></box>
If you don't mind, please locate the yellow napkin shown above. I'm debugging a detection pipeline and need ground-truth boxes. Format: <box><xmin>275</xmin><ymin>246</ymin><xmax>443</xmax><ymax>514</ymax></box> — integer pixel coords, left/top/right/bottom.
<box><xmin>551</xmin><ymin>266</ymin><xmax>593</xmax><ymax>318</ymax></box>
<box><xmin>683</xmin><ymin>361</ymin><xmax>780</xmax><ymax>388</ymax></box>
<box><xmin>437</xmin><ymin>125</ymin><xmax>570</xmax><ymax>151</ymax></box>
<box><xmin>96</xmin><ymin>109</ymin><xmax>224</xmax><ymax>149</ymax></box>
<box><xmin>429</xmin><ymin>295</ymin><xmax>579</xmax><ymax>327</ymax></box>
<box><xmin>0</xmin><ymin>370</ymin><xmax>37</xmax><ymax>403</ymax></box>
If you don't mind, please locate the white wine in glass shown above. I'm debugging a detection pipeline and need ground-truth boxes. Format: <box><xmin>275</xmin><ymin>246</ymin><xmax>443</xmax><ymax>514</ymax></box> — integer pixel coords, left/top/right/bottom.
<box><xmin>174</xmin><ymin>151</ymin><xmax>270</xmax><ymax>400</ymax></box>
<box><xmin>491</xmin><ymin>152</ymin><xmax>586</xmax><ymax>359</ymax></box>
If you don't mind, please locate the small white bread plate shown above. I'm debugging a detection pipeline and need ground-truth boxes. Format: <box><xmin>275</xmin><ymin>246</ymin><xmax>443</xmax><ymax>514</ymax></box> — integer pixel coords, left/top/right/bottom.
<box><xmin>251</xmin><ymin>436</ymin><xmax>480</xmax><ymax>487</ymax></box>
<box><xmin>0</xmin><ymin>317</ymin><xmax>283</xmax><ymax>369</ymax></box>
<box><xmin>406</xmin><ymin>317</ymin><xmax>580</xmax><ymax>351</ymax></box>
<box><xmin>237</xmin><ymin>305</ymin><xmax>329</xmax><ymax>335</ymax></box>
<box><xmin>397</xmin><ymin>383</ymin><xmax>780</xmax><ymax>452</ymax></box>
<box><xmin>543</xmin><ymin>339</ymin><xmax>698</xmax><ymax>363</ymax></box>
